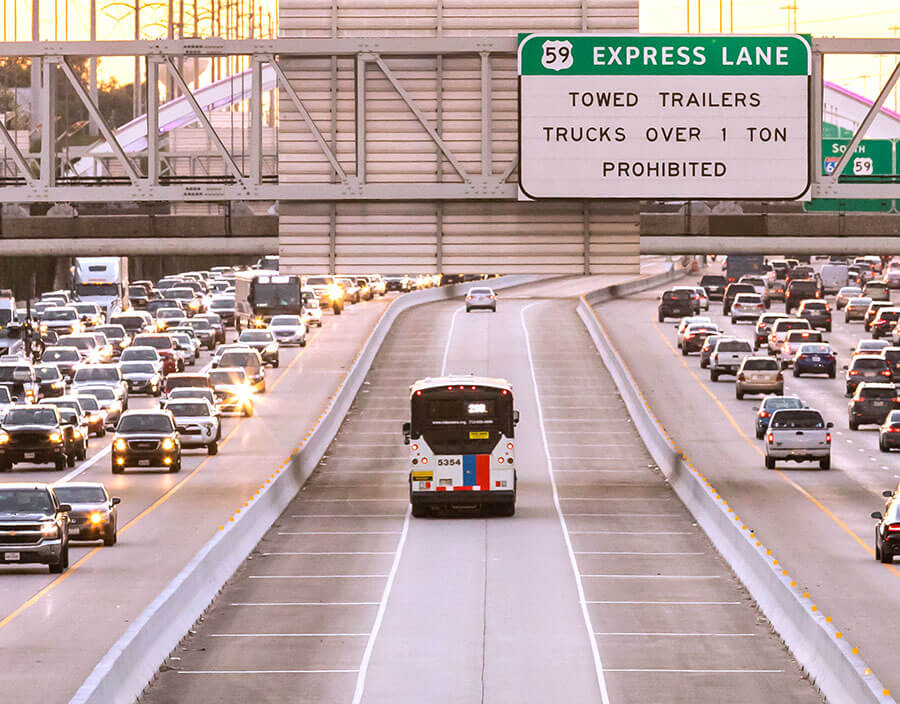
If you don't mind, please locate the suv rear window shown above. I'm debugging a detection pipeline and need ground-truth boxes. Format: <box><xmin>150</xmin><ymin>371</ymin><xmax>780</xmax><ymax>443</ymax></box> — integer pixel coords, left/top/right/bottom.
<box><xmin>770</xmin><ymin>410</ymin><xmax>824</xmax><ymax>429</ymax></box>
<box><xmin>700</xmin><ymin>276</ymin><xmax>726</xmax><ymax>286</ymax></box>
<box><xmin>854</xmin><ymin>358</ymin><xmax>888</xmax><ymax>370</ymax></box>
<box><xmin>718</xmin><ymin>341</ymin><xmax>752</xmax><ymax>352</ymax></box>
<box><xmin>663</xmin><ymin>291</ymin><xmax>692</xmax><ymax>301</ymax></box>
<box><xmin>743</xmin><ymin>358</ymin><xmax>778</xmax><ymax>370</ymax></box>
<box><xmin>860</xmin><ymin>386</ymin><xmax>896</xmax><ymax>399</ymax></box>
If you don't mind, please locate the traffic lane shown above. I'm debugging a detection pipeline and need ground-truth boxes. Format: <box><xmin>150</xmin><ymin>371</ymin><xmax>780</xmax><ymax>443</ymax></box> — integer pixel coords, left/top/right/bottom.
<box><xmin>598</xmin><ymin>281</ymin><xmax>900</xmax><ymax>693</ymax></box>
<box><xmin>141</xmin><ymin>297</ymin><xmax>456</xmax><ymax>704</ymax></box>
<box><xmin>525</xmin><ymin>299</ymin><xmax>818</xmax><ymax>704</ymax></box>
<box><xmin>0</xmin><ymin>296</ymin><xmax>395</xmax><ymax>703</ymax></box>
<box><xmin>695</xmin><ymin>286</ymin><xmax>900</xmax><ymax>499</ymax></box>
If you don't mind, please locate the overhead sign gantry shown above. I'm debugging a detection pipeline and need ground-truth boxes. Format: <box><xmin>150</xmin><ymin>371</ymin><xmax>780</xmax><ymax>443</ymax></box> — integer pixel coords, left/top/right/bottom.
<box><xmin>517</xmin><ymin>34</ymin><xmax>812</xmax><ymax>200</ymax></box>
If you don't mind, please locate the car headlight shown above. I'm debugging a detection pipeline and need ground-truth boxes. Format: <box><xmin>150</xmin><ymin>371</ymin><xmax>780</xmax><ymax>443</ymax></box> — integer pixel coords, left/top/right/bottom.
<box><xmin>265</xmin><ymin>343</ymin><xmax>277</xmax><ymax>353</ymax></box>
<box><xmin>73</xmin><ymin>429</ymin><xmax>81</xmax><ymax>439</ymax></box>
<box><xmin>49</xmin><ymin>432</ymin><xmax>62</xmax><ymax>443</ymax></box>
<box><xmin>328</xmin><ymin>285</ymin><xmax>343</xmax><ymax>301</ymax></box>
<box><xmin>89</xmin><ymin>413</ymin><xmax>102</xmax><ymax>423</ymax></box>
<box><xmin>51</xmin><ymin>381</ymin><xmax>64</xmax><ymax>389</ymax></box>
<box><xmin>40</xmin><ymin>520</ymin><xmax>58</xmax><ymax>537</ymax></box>
<box><xmin>90</xmin><ymin>512</ymin><xmax>103</xmax><ymax>525</ymax></box>
<box><xmin>114</xmin><ymin>438</ymin><xmax>126</xmax><ymax>452</ymax></box>
<box><xmin>0</xmin><ymin>432</ymin><xmax>8</xmax><ymax>444</ymax></box>
<box><xmin>161</xmin><ymin>437</ymin><xmax>175</xmax><ymax>451</ymax></box>
<box><xmin>189</xmin><ymin>301</ymin><xmax>200</xmax><ymax>310</ymax></box>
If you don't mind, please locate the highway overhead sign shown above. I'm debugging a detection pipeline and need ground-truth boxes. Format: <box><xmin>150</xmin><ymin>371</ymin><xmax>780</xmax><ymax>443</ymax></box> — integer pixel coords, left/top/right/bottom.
<box><xmin>518</xmin><ymin>34</ymin><xmax>812</xmax><ymax>200</ymax></box>
<box><xmin>805</xmin><ymin>138</ymin><xmax>894</xmax><ymax>212</ymax></box>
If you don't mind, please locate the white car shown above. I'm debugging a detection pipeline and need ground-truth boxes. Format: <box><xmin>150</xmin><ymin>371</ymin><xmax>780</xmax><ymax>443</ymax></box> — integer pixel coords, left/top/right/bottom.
<box><xmin>302</xmin><ymin>300</ymin><xmax>323</xmax><ymax>328</ymax></box>
<box><xmin>675</xmin><ymin>316</ymin><xmax>712</xmax><ymax>348</ymax></box>
<box><xmin>0</xmin><ymin>386</ymin><xmax>12</xmax><ymax>421</ymax></box>
<box><xmin>119</xmin><ymin>346</ymin><xmax>164</xmax><ymax>375</ymax></box>
<box><xmin>268</xmin><ymin>315</ymin><xmax>308</xmax><ymax>347</ymax></box>
<box><xmin>78</xmin><ymin>384</ymin><xmax>123</xmax><ymax>429</ymax></box>
<box><xmin>165</xmin><ymin>398</ymin><xmax>220</xmax><ymax>454</ymax></box>
<box><xmin>731</xmin><ymin>293</ymin><xmax>766</xmax><ymax>324</ymax></box>
<box><xmin>465</xmin><ymin>287</ymin><xmax>496</xmax><ymax>312</ymax></box>
<box><xmin>71</xmin><ymin>364</ymin><xmax>128</xmax><ymax>407</ymax></box>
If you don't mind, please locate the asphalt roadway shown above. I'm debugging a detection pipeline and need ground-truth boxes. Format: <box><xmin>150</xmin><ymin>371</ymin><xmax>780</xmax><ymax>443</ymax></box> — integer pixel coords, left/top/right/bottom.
<box><xmin>0</xmin><ymin>293</ymin><xmax>394</xmax><ymax>703</ymax></box>
<box><xmin>596</xmin><ymin>261</ymin><xmax>900</xmax><ymax>696</ymax></box>
<box><xmin>143</xmin><ymin>274</ymin><xmax>820</xmax><ymax>704</ymax></box>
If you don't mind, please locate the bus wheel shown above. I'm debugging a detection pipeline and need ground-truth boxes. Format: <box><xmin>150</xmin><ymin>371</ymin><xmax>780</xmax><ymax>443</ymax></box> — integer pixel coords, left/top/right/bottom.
<box><xmin>411</xmin><ymin>502</ymin><xmax>427</xmax><ymax>518</ymax></box>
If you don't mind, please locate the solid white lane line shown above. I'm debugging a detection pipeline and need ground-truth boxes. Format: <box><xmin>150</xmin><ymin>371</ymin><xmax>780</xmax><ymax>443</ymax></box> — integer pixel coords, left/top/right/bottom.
<box><xmin>570</xmin><ymin>530</ymin><xmax>692</xmax><ymax>535</ymax></box>
<box><xmin>520</xmin><ymin>302</ymin><xmax>611</xmax><ymax>704</ymax></box>
<box><xmin>231</xmin><ymin>602</ymin><xmax>380</xmax><ymax>607</ymax></box>
<box><xmin>211</xmin><ymin>633</ymin><xmax>369</xmax><ymax>637</ymax></box>
<box><xmin>278</xmin><ymin>531</ymin><xmax>401</xmax><ymax>535</ymax></box>
<box><xmin>178</xmin><ymin>669</ymin><xmax>359</xmax><ymax>675</ymax></box>
<box><xmin>566</xmin><ymin>513</ymin><xmax>682</xmax><ymax>517</ymax></box>
<box><xmin>290</xmin><ymin>514</ymin><xmax>405</xmax><ymax>518</ymax></box>
<box><xmin>587</xmin><ymin>601</ymin><xmax>740</xmax><ymax>605</ymax></box>
<box><xmin>594</xmin><ymin>632</ymin><xmax>755</xmax><ymax>637</ymax></box>
<box><xmin>298</xmin><ymin>499</ymin><xmax>406</xmax><ymax>503</ymax></box>
<box><xmin>54</xmin><ymin>445</ymin><xmax>111</xmax><ymax>484</ymax></box>
<box><xmin>260</xmin><ymin>552</ymin><xmax>394</xmax><ymax>556</ymax></box>
<box><xmin>575</xmin><ymin>551</ymin><xmax>704</xmax><ymax>556</ymax></box>
<box><xmin>441</xmin><ymin>305</ymin><xmax>465</xmax><ymax>376</ymax></box>
<box><xmin>351</xmin><ymin>507</ymin><xmax>411</xmax><ymax>704</ymax></box>
<box><xmin>248</xmin><ymin>574</ymin><xmax>389</xmax><ymax>579</ymax></box>
<box><xmin>560</xmin><ymin>497</ymin><xmax>671</xmax><ymax>502</ymax></box>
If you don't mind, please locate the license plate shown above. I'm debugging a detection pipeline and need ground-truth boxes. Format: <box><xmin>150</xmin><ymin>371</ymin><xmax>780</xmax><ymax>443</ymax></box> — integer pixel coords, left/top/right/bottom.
<box><xmin>4</xmin><ymin>552</ymin><xmax>19</xmax><ymax>561</ymax></box>
<box><xmin>23</xmin><ymin>452</ymin><xmax>35</xmax><ymax>460</ymax></box>
<box><xmin>812</xmin><ymin>356</ymin><xmax>821</xmax><ymax>362</ymax></box>
<box><xmin>69</xmin><ymin>527</ymin><xmax>80</xmax><ymax>535</ymax></box>
<box><xmin>469</xmin><ymin>431</ymin><xmax>489</xmax><ymax>439</ymax></box>
<box><xmin>138</xmin><ymin>459</ymin><xmax>150</xmax><ymax>466</ymax></box>
<box><xmin>873</xmin><ymin>401</ymin><xmax>886</xmax><ymax>407</ymax></box>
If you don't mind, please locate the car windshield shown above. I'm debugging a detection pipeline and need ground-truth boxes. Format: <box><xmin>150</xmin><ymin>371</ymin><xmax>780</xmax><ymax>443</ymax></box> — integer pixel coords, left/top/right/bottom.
<box><xmin>803</xmin><ymin>302</ymin><xmax>827</xmax><ymax>310</ymax></box>
<box><xmin>157</xmin><ymin>309</ymin><xmax>184</xmax><ymax>319</ymax></box>
<box><xmin>95</xmin><ymin>326</ymin><xmax>125</xmax><ymax>340</ymax></box>
<box><xmin>168</xmin><ymin>402</ymin><xmax>210</xmax><ymax>417</ymax></box>
<box><xmin>209</xmin><ymin>369</ymin><xmax>247</xmax><ymax>386</ymax></box>
<box><xmin>743</xmin><ymin>358</ymin><xmax>778</xmax><ymax>370</ymax></box>
<box><xmin>700</xmin><ymin>275</ymin><xmax>726</xmax><ymax>285</ymax></box>
<box><xmin>60</xmin><ymin>336</ymin><xmax>94</xmax><ymax>350</ymax></box>
<box><xmin>240</xmin><ymin>332</ymin><xmax>272</xmax><ymax>342</ymax></box>
<box><xmin>77</xmin><ymin>397</ymin><xmax>100</xmax><ymax>412</ymax></box>
<box><xmin>210</xmin><ymin>298</ymin><xmax>234</xmax><ymax>310</ymax></box>
<box><xmin>123</xmin><ymin>348</ymin><xmax>159</xmax><ymax>361</ymax></box>
<box><xmin>717</xmin><ymin>341</ymin><xmax>751</xmax><ymax>352</ymax></box>
<box><xmin>774</xmin><ymin>321</ymin><xmax>809</xmax><ymax>334</ymax></box>
<box><xmin>271</xmin><ymin>316</ymin><xmax>301</xmax><ymax>326</ymax></box>
<box><xmin>121</xmin><ymin>362</ymin><xmax>155</xmax><ymax>374</ymax></box>
<box><xmin>118</xmin><ymin>414</ymin><xmax>174</xmax><ymax>433</ymax></box>
<box><xmin>735</xmin><ymin>294</ymin><xmax>761</xmax><ymax>304</ymax></box>
<box><xmin>74</xmin><ymin>367</ymin><xmax>119</xmax><ymax>382</ymax></box>
<box><xmin>0</xmin><ymin>489</ymin><xmax>54</xmax><ymax>513</ymax></box>
<box><xmin>0</xmin><ymin>366</ymin><xmax>31</xmax><ymax>382</ymax></box>
<box><xmin>859</xmin><ymin>341</ymin><xmax>888</xmax><ymax>350</ymax></box>
<box><xmin>53</xmin><ymin>486</ymin><xmax>106</xmax><ymax>504</ymax></box>
<box><xmin>0</xmin><ymin>387</ymin><xmax>10</xmax><ymax>403</ymax></box>
<box><xmin>111</xmin><ymin>315</ymin><xmax>147</xmax><ymax>330</ymax></box>
<box><xmin>133</xmin><ymin>336</ymin><xmax>171</xmax><ymax>350</ymax></box>
<box><xmin>187</xmin><ymin>319</ymin><xmax>211</xmax><ymax>330</ymax></box>
<box><xmin>73</xmin><ymin>304</ymin><xmax>97</xmax><ymax>314</ymax></box>
<box><xmin>770</xmin><ymin>411</ymin><xmax>825</xmax><ymax>429</ymax></box>
<box><xmin>43</xmin><ymin>308</ymin><xmax>77</xmax><ymax>321</ymax></box>
<box><xmin>4</xmin><ymin>408</ymin><xmax>57</xmax><ymax>425</ymax></box>
<box><xmin>854</xmin><ymin>358</ymin><xmax>886</xmax><ymax>370</ymax></box>
<box><xmin>839</xmin><ymin>288</ymin><xmax>861</xmax><ymax>295</ymax></box>
<box><xmin>35</xmin><ymin>366</ymin><xmax>60</xmax><ymax>381</ymax></box>
<box><xmin>799</xmin><ymin>344</ymin><xmax>830</xmax><ymax>354</ymax></box>
<box><xmin>219</xmin><ymin>352</ymin><xmax>259</xmax><ymax>368</ymax></box>
<box><xmin>82</xmin><ymin>387</ymin><xmax>115</xmax><ymax>400</ymax></box>
<box><xmin>860</xmin><ymin>386</ymin><xmax>896</xmax><ymax>399</ymax></box>
<box><xmin>849</xmin><ymin>298</ymin><xmax>872</xmax><ymax>306</ymax></box>
<box><xmin>169</xmin><ymin>388</ymin><xmax>215</xmax><ymax>403</ymax></box>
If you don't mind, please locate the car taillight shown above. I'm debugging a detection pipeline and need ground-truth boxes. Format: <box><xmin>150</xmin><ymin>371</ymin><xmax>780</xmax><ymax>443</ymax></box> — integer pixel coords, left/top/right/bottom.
<box><xmin>488</xmin><ymin>295</ymin><xmax>494</xmax><ymax>300</ymax></box>
<box><xmin>883</xmin><ymin>370</ymin><xmax>893</xmax><ymax>377</ymax></box>
<box><xmin>825</xmin><ymin>433</ymin><xmax>831</xmax><ymax>443</ymax></box>
<box><xmin>737</xmin><ymin>373</ymin><xmax>745</xmax><ymax>381</ymax></box>
<box><xmin>767</xmin><ymin>432</ymin><xmax>774</xmax><ymax>443</ymax></box>
<box><xmin>888</xmin><ymin>524</ymin><xmax>900</xmax><ymax>532</ymax></box>
<box><xmin>776</xmin><ymin>373</ymin><xmax>784</xmax><ymax>381</ymax></box>
<box><xmin>759</xmin><ymin>411</ymin><xmax>770</xmax><ymax>418</ymax></box>
<box><xmin>685</xmin><ymin>334</ymin><xmax>695</xmax><ymax>340</ymax></box>
<box><xmin>849</xmin><ymin>370</ymin><xmax>859</xmax><ymax>376</ymax></box>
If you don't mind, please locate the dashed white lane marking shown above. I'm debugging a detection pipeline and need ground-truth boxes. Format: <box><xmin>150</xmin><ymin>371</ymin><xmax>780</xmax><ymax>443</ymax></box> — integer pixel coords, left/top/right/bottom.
<box><xmin>211</xmin><ymin>633</ymin><xmax>370</xmax><ymax>638</ymax></box>
<box><xmin>587</xmin><ymin>601</ymin><xmax>740</xmax><ymax>605</ymax></box>
<box><xmin>260</xmin><ymin>552</ymin><xmax>394</xmax><ymax>556</ymax></box>
<box><xmin>440</xmin><ymin>305</ymin><xmax>465</xmax><ymax>376</ymax></box>
<box><xmin>178</xmin><ymin>669</ymin><xmax>359</xmax><ymax>675</ymax></box>
<box><xmin>231</xmin><ymin>602</ymin><xmax>380</xmax><ymax>607</ymax></box>
<box><xmin>278</xmin><ymin>531</ymin><xmax>401</xmax><ymax>535</ymax></box>
<box><xmin>248</xmin><ymin>574</ymin><xmax>390</xmax><ymax>579</ymax></box>
<box><xmin>521</xmin><ymin>301</ymin><xmax>612</xmax><ymax>704</ymax></box>
<box><xmin>570</xmin><ymin>530</ymin><xmax>692</xmax><ymax>535</ymax></box>
<box><xmin>582</xmin><ymin>574</ymin><xmax>721</xmax><ymax>579</ymax></box>
<box><xmin>604</xmin><ymin>668</ymin><xmax>783</xmax><ymax>674</ymax></box>
<box><xmin>594</xmin><ymin>632</ymin><xmax>755</xmax><ymax>637</ymax></box>
<box><xmin>54</xmin><ymin>445</ymin><xmax>111</xmax><ymax>484</ymax></box>
<box><xmin>575</xmin><ymin>551</ymin><xmax>704</xmax><ymax>556</ymax></box>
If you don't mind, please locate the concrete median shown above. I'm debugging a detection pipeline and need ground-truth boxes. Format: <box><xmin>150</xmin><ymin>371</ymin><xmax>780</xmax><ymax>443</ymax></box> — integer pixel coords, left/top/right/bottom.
<box><xmin>577</xmin><ymin>278</ymin><xmax>893</xmax><ymax>704</ymax></box>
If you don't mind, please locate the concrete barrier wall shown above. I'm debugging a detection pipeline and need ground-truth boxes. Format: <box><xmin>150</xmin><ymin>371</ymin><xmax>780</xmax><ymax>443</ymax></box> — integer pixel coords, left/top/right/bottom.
<box><xmin>577</xmin><ymin>279</ymin><xmax>893</xmax><ymax>704</ymax></box>
<box><xmin>69</xmin><ymin>275</ymin><xmax>542</xmax><ymax>704</ymax></box>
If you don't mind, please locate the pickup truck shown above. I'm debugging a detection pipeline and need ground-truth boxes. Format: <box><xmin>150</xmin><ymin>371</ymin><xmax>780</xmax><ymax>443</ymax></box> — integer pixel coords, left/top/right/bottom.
<box><xmin>764</xmin><ymin>408</ymin><xmax>833</xmax><ymax>470</ymax></box>
<box><xmin>709</xmin><ymin>338</ymin><xmax>753</xmax><ymax>382</ymax></box>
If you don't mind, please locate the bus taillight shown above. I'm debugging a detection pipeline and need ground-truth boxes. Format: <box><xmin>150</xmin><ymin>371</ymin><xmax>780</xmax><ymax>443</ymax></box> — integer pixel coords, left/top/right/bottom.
<box><xmin>507</xmin><ymin>442</ymin><xmax>513</xmax><ymax>450</ymax></box>
<box><xmin>411</xmin><ymin>443</ymin><xmax>418</xmax><ymax>451</ymax></box>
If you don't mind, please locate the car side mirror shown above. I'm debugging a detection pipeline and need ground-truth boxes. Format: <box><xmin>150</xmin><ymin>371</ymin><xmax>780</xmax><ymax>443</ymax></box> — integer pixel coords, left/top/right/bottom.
<box><xmin>513</xmin><ymin>410</ymin><xmax>520</xmax><ymax>425</ymax></box>
<box><xmin>872</xmin><ymin>511</ymin><xmax>884</xmax><ymax>520</ymax></box>
<box><xmin>402</xmin><ymin>421</ymin><xmax>410</xmax><ymax>445</ymax></box>
<box><xmin>58</xmin><ymin>504</ymin><xmax>72</xmax><ymax>513</ymax></box>
<box><xmin>111</xmin><ymin>497</ymin><xmax>121</xmax><ymax>506</ymax></box>
<box><xmin>826</xmin><ymin>422</ymin><xmax>834</xmax><ymax>428</ymax></box>
<box><xmin>883</xmin><ymin>491</ymin><xmax>894</xmax><ymax>498</ymax></box>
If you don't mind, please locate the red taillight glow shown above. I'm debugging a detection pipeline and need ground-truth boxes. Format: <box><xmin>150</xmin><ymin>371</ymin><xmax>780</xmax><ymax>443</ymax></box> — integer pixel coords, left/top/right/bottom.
<box><xmin>421</xmin><ymin>457</ymin><xmax>428</xmax><ymax>464</ymax></box>
<box><xmin>767</xmin><ymin>432</ymin><xmax>774</xmax><ymax>443</ymax></box>
<box><xmin>501</xmin><ymin>389</ymin><xmax>508</xmax><ymax>395</ymax></box>
<box><xmin>888</xmin><ymin>524</ymin><xmax>900</xmax><ymax>532</ymax></box>
<box><xmin>685</xmin><ymin>334</ymin><xmax>695</xmax><ymax>340</ymax></box>
<box><xmin>825</xmin><ymin>433</ymin><xmax>832</xmax><ymax>443</ymax></box>
<box><xmin>416</xmin><ymin>390</ymin><xmax>422</xmax><ymax>396</ymax></box>
<box><xmin>776</xmin><ymin>373</ymin><xmax>784</xmax><ymax>381</ymax></box>
<box><xmin>759</xmin><ymin>411</ymin><xmax>770</xmax><ymax>418</ymax></box>
<box><xmin>883</xmin><ymin>370</ymin><xmax>893</xmax><ymax>377</ymax></box>
<box><xmin>498</xmin><ymin>457</ymin><xmax>505</xmax><ymax>463</ymax></box>
<box><xmin>411</xmin><ymin>444</ymin><xmax>418</xmax><ymax>451</ymax></box>
<box><xmin>849</xmin><ymin>370</ymin><xmax>860</xmax><ymax>376</ymax></box>
<box><xmin>507</xmin><ymin>442</ymin><xmax>514</xmax><ymax>450</ymax></box>
<box><xmin>737</xmin><ymin>373</ymin><xmax>746</xmax><ymax>381</ymax></box>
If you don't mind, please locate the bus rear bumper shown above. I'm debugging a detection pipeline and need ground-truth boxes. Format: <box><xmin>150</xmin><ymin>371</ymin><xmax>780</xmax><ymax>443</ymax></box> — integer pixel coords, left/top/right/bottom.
<box><xmin>411</xmin><ymin>489</ymin><xmax>515</xmax><ymax>507</ymax></box>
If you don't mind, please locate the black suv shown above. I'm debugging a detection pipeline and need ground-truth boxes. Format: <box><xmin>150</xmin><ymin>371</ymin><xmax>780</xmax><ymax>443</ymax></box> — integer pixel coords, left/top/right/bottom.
<box><xmin>0</xmin><ymin>405</ymin><xmax>69</xmax><ymax>471</ymax></box>
<box><xmin>722</xmin><ymin>282</ymin><xmax>755</xmax><ymax>315</ymax></box>
<box><xmin>699</xmin><ymin>274</ymin><xmax>727</xmax><ymax>301</ymax></box>
<box><xmin>796</xmin><ymin>299</ymin><xmax>832</xmax><ymax>332</ymax></box>
<box><xmin>657</xmin><ymin>289</ymin><xmax>694</xmax><ymax>321</ymax></box>
<box><xmin>848</xmin><ymin>383</ymin><xmax>900</xmax><ymax>430</ymax></box>
<box><xmin>785</xmin><ymin>280</ymin><xmax>821</xmax><ymax>314</ymax></box>
<box><xmin>0</xmin><ymin>484</ymin><xmax>70</xmax><ymax>573</ymax></box>
<box><xmin>872</xmin><ymin>494</ymin><xmax>900</xmax><ymax>563</ymax></box>
<box><xmin>111</xmin><ymin>409</ymin><xmax>182</xmax><ymax>473</ymax></box>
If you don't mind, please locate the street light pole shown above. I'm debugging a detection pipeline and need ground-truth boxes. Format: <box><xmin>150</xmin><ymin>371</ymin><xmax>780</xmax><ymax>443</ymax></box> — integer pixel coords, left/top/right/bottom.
<box><xmin>89</xmin><ymin>0</ymin><xmax>98</xmax><ymax>136</ymax></box>
<box><xmin>30</xmin><ymin>0</ymin><xmax>40</xmax><ymax>151</ymax></box>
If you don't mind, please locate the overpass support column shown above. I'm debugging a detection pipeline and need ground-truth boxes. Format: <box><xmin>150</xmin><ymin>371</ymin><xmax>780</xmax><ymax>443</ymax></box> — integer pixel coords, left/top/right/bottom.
<box><xmin>52</xmin><ymin>257</ymin><xmax>70</xmax><ymax>291</ymax></box>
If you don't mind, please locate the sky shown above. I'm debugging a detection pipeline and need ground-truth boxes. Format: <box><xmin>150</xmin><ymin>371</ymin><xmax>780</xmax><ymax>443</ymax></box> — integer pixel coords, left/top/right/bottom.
<box><xmin>640</xmin><ymin>0</ymin><xmax>900</xmax><ymax>108</ymax></box>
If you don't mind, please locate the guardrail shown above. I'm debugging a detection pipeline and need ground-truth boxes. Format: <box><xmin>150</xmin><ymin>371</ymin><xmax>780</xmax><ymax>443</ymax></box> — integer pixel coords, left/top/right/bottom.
<box><xmin>70</xmin><ymin>274</ymin><xmax>543</xmax><ymax>704</ymax></box>
<box><xmin>576</xmin><ymin>275</ymin><xmax>893</xmax><ymax>704</ymax></box>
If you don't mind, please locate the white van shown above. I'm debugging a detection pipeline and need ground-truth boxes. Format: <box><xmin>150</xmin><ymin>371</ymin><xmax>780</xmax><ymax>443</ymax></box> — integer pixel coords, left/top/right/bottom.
<box><xmin>820</xmin><ymin>264</ymin><xmax>849</xmax><ymax>294</ymax></box>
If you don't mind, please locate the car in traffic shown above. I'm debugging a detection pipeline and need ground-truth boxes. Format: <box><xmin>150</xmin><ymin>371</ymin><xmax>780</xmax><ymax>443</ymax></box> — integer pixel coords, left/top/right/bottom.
<box><xmin>77</xmin><ymin>385</ymin><xmax>123</xmax><ymax>429</ymax></box>
<box><xmin>0</xmin><ymin>484</ymin><xmax>71</xmax><ymax>572</ymax></box>
<box><xmin>93</xmin><ymin>324</ymin><xmax>130</xmax><ymax>358</ymax></box>
<box><xmin>675</xmin><ymin>316</ymin><xmax>712</xmax><ymax>348</ymax></box>
<box><xmin>120</xmin><ymin>361</ymin><xmax>162</xmax><ymax>396</ymax></box>
<box><xmin>764</xmin><ymin>408</ymin><xmax>832</xmax><ymax>470</ymax></box>
<box><xmin>845</xmin><ymin>296</ymin><xmax>873</xmax><ymax>323</ymax></box>
<box><xmin>767</xmin><ymin>318</ymin><xmax>812</xmax><ymax>355</ymax></box>
<box><xmin>208</xmin><ymin>295</ymin><xmax>236</xmax><ymax>328</ymax></box>
<box><xmin>40</xmin><ymin>307</ymin><xmax>82</xmax><ymax>336</ymax></box>
<box><xmin>785</xmin><ymin>279</ymin><xmax>821</xmax><ymax>314</ymax></box>
<box><xmin>879</xmin><ymin>410</ymin><xmax>900</xmax><ymax>452</ymax></box>
<box><xmin>208</xmin><ymin>367</ymin><xmax>254</xmax><ymax>416</ymax></box>
<box><xmin>796</xmin><ymin>299</ymin><xmax>832</xmax><ymax>331</ymax></box>
<box><xmin>465</xmin><ymin>287</ymin><xmax>497</xmax><ymax>313</ymax></box>
<box><xmin>166</xmin><ymin>386</ymin><xmax>218</xmax><ymax>409</ymax></box>
<box><xmin>268</xmin><ymin>315</ymin><xmax>308</xmax><ymax>347</ymax></box>
<box><xmin>184</xmin><ymin>318</ymin><xmax>216</xmax><ymax>350</ymax></box>
<box><xmin>845</xmin><ymin>355</ymin><xmax>893</xmax><ymax>395</ymax></box>
<box><xmin>730</xmin><ymin>293</ymin><xmax>766</xmax><ymax>324</ymax></box>
<box><xmin>709</xmin><ymin>338</ymin><xmax>753</xmax><ymax>382</ymax></box>
<box><xmin>735</xmin><ymin>356</ymin><xmax>783</xmax><ymax>399</ymax></box>
<box><xmin>852</xmin><ymin>339</ymin><xmax>891</xmax><ymax>359</ymax></box>
<box><xmin>881</xmin><ymin>347</ymin><xmax>900</xmax><ymax>382</ymax></box>
<box><xmin>40</xmin><ymin>346</ymin><xmax>81</xmax><ymax>381</ymax></box>
<box><xmin>779</xmin><ymin>329</ymin><xmax>824</xmax><ymax>369</ymax></box>
<box><xmin>871</xmin><ymin>496</ymin><xmax>900</xmax><ymax>563</ymax></box>
<box><xmin>0</xmin><ymin>361</ymin><xmax>38</xmax><ymax>403</ymax></box>
<box><xmin>864</xmin><ymin>301</ymin><xmax>894</xmax><ymax>332</ymax></box>
<box><xmin>111</xmin><ymin>410</ymin><xmax>181</xmax><ymax>473</ymax></box>
<box><xmin>870</xmin><ymin>307</ymin><xmax>900</xmax><ymax>339</ymax></box>
<box><xmin>722</xmin><ymin>282</ymin><xmax>756</xmax><ymax>316</ymax></box>
<box><xmin>849</xmin><ymin>382</ymin><xmax>900</xmax><ymax>430</ymax></box>
<box><xmin>753</xmin><ymin>313</ymin><xmax>789</xmax><ymax>351</ymax></box>
<box><xmin>699</xmin><ymin>334</ymin><xmax>726</xmax><ymax>369</ymax></box>
<box><xmin>864</xmin><ymin>280</ymin><xmax>891</xmax><ymax>303</ymax></box>
<box><xmin>34</xmin><ymin>364</ymin><xmax>66</xmax><ymax>399</ymax></box>
<box><xmin>74</xmin><ymin>394</ymin><xmax>107</xmax><ymax>437</ymax></box>
<box><xmin>793</xmin><ymin>343</ymin><xmax>837</xmax><ymax>378</ymax></box>
<box><xmin>835</xmin><ymin>286</ymin><xmax>862</xmax><ymax>310</ymax></box>
<box><xmin>699</xmin><ymin>274</ymin><xmax>727</xmax><ymax>301</ymax></box>
<box><xmin>53</xmin><ymin>482</ymin><xmax>120</xmax><ymax>545</ymax></box>
<box><xmin>166</xmin><ymin>399</ymin><xmax>220</xmax><ymax>455</ymax></box>
<box><xmin>58</xmin><ymin>333</ymin><xmax>111</xmax><ymax>364</ymax></box>
<box><xmin>131</xmin><ymin>334</ymin><xmax>180</xmax><ymax>374</ymax></box>
<box><xmin>216</xmin><ymin>348</ymin><xmax>266</xmax><ymax>392</ymax></box>
<box><xmin>681</xmin><ymin>323</ymin><xmax>719</xmax><ymax>355</ymax></box>
<box><xmin>754</xmin><ymin>395</ymin><xmax>805</xmax><ymax>439</ymax></box>
<box><xmin>0</xmin><ymin>405</ymin><xmax>69</xmax><ymax>471</ymax></box>
<box><xmin>195</xmin><ymin>312</ymin><xmax>227</xmax><ymax>346</ymax></box>
<box><xmin>238</xmin><ymin>329</ymin><xmax>280</xmax><ymax>367</ymax></box>
<box><xmin>162</xmin><ymin>373</ymin><xmax>211</xmax><ymax>399</ymax></box>
<box><xmin>120</xmin><ymin>345</ymin><xmax>164</xmax><ymax>374</ymax></box>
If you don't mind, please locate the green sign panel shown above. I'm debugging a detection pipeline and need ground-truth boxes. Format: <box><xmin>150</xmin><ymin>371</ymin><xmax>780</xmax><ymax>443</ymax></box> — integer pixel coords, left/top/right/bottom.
<box><xmin>517</xmin><ymin>34</ymin><xmax>812</xmax><ymax>76</ymax></box>
<box><xmin>805</xmin><ymin>138</ymin><xmax>894</xmax><ymax>212</ymax></box>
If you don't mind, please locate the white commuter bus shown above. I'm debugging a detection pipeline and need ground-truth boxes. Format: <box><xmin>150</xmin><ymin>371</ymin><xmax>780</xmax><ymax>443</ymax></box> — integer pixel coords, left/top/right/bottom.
<box><xmin>403</xmin><ymin>375</ymin><xmax>519</xmax><ymax>517</ymax></box>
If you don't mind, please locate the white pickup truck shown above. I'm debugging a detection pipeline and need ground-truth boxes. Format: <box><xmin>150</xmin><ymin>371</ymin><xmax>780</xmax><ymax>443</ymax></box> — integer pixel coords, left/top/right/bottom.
<box><xmin>764</xmin><ymin>408</ymin><xmax>833</xmax><ymax>470</ymax></box>
<box><xmin>709</xmin><ymin>338</ymin><xmax>753</xmax><ymax>382</ymax></box>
